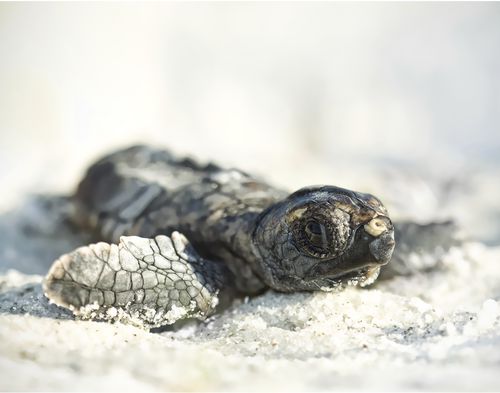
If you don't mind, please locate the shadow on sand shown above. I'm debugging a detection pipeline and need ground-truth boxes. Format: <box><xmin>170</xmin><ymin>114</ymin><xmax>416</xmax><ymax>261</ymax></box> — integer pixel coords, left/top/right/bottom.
<box><xmin>0</xmin><ymin>195</ymin><xmax>92</xmax><ymax>275</ymax></box>
<box><xmin>0</xmin><ymin>280</ymin><xmax>73</xmax><ymax>320</ymax></box>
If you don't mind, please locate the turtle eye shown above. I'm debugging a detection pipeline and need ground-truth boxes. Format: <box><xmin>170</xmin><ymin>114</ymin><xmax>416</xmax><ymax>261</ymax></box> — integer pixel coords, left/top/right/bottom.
<box><xmin>295</xmin><ymin>218</ymin><xmax>332</xmax><ymax>258</ymax></box>
<box><xmin>304</xmin><ymin>220</ymin><xmax>328</xmax><ymax>250</ymax></box>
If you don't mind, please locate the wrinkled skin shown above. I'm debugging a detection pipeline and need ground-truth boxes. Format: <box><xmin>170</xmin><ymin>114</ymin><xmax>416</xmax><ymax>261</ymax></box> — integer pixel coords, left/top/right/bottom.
<box><xmin>43</xmin><ymin>145</ymin><xmax>454</xmax><ymax>328</ymax></box>
<box><xmin>253</xmin><ymin>186</ymin><xmax>394</xmax><ymax>291</ymax></box>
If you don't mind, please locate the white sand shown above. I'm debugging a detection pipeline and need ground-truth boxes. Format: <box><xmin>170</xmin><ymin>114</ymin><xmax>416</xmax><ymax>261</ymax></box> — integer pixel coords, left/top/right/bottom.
<box><xmin>1</xmin><ymin>5</ymin><xmax>500</xmax><ymax>389</ymax></box>
<box><xmin>1</xmin><ymin>241</ymin><xmax>500</xmax><ymax>391</ymax></box>
<box><xmin>1</xmin><ymin>163</ymin><xmax>500</xmax><ymax>391</ymax></box>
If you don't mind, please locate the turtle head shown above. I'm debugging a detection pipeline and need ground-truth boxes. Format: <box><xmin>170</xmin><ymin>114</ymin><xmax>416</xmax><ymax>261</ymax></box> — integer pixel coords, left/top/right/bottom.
<box><xmin>252</xmin><ymin>185</ymin><xmax>395</xmax><ymax>292</ymax></box>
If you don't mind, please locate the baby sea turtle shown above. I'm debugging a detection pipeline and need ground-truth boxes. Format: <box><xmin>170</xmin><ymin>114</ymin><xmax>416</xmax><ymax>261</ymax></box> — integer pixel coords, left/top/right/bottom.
<box><xmin>43</xmin><ymin>145</ymin><xmax>460</xmax><ymax>328</ymax></box>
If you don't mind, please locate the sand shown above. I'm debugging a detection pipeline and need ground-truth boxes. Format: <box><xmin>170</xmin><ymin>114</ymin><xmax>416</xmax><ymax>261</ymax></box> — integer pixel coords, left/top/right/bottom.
<box><xmin>1</xmin><ymin>161</ymin><xmax>500</xmax><ymax>391</ymax></box>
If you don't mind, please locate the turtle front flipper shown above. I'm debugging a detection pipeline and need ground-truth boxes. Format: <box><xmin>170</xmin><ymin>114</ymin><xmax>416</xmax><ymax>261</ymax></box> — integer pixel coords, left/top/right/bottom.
<box><xmin>378</xmin><ymin>220</ymin><xmax>464</xmax><ymax>280</ymax></box>
<box><xmin>43</xmin><ymin>232</ymin><xmax>231</xmax><ymax>329</ymax></box>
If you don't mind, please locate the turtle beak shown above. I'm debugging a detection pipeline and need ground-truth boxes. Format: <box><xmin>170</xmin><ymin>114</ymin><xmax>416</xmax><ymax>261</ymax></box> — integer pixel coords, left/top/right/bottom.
<box><xmin>369</xmin><ymin>230</ymin><xmax>395</xmax><ymax>265</ymax></box>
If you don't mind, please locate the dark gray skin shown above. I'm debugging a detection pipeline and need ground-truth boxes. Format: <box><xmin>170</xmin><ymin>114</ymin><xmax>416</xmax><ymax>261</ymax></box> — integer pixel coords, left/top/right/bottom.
<box><xmin>252</xmin><ymin>185</ymin><xmax>394</xmax><ymax>292</ymax></box>
<box><xmin>43</xmin><ymin>145</ymin><xmax>455</xmax><ymax>328</ymax></box>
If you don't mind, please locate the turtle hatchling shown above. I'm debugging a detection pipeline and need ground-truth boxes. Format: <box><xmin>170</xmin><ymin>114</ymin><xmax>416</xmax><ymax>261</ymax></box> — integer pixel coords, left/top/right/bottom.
<box><xmin>44</xmin><ymin>145</ymin><xmax>461</xmax><ymax>328</ymax></box>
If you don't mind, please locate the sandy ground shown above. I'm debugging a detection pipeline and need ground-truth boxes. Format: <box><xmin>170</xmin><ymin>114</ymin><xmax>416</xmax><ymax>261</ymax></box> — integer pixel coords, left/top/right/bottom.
<box><xmin>1</xmin><ymin>4</ymin><xmax>500</xmax><ymax>390</ymax></box>
<box><xmin>1</xmin><ymin>156</ymin><xmax>500</xmax><ymax>392</ymax></box>
<box><xmin>1</xmin><ymin>244</ymin><xmax>500</xmax><ymax>391</ymax></box>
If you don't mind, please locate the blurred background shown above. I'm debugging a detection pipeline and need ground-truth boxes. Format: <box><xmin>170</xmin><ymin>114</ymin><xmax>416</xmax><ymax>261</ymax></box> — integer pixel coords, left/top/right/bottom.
<box><xmin>1</xmin><ymin>2</ymin><xmax>499</xmax><ymax>242</ymax></box>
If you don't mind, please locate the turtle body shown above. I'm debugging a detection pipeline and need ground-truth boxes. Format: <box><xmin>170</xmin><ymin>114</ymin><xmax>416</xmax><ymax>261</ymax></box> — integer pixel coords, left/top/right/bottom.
<box><xmin>43</xmin><ymin>145</ymin><xmax>452</xmax><ymax>328</ymax></box>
